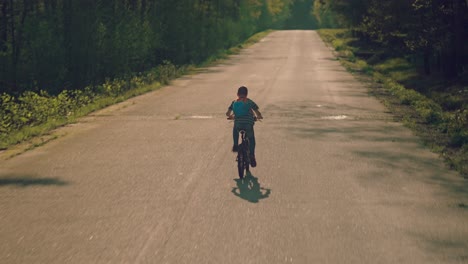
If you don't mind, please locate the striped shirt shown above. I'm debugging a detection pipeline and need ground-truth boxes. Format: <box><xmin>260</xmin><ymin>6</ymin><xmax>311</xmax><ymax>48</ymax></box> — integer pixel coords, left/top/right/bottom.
<box><xmin>228</xmin><ymin>98</ymin><xmax>259</xmax><ymax>126</ymax></box>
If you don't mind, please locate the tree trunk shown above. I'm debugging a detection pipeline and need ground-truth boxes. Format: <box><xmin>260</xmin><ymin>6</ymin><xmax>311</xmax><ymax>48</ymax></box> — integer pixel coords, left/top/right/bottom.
<box><xmin>9</xmin><ymin>0</ymin><xmax>15</xmax><ymax>92</ymax></box>
<box><xmin>453</xmin><ymin>0</ymin><xmax>464</xmax><ymax>75</ymax></box>
<box><xmin>442</xmin><ymin>0</ymin><xmax>462</xmax><ymax>79</ymax></box>
<box><xmin>63</xmin><ymin>0</ymin><xmax>73</xmax><ymax>88</ymax></box>
<box><xmin>424</xmin><ymin>49</ymin><xmax>431</xmax><ymax>75</ymax></box>
<box><xmin>0</xmin><ymin>0</ymin><xmax>7</xmax><ymax>52</ymax></box>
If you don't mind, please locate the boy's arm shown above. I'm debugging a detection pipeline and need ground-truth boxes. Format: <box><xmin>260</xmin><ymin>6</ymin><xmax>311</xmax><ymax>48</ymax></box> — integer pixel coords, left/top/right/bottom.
<box><xmin>250</xmin><ymin>100</ymin><xmax>263</xmax><ymax>119</ymax></box>
<box><xmin>253</xmin><ymin>109</ymin><xmax>263</xmax><ymax>119</ymax></box>
<box><xmin>226</xmin><ymin>101</ymin><xmax>234</xmax><ymax>117</ymax></box>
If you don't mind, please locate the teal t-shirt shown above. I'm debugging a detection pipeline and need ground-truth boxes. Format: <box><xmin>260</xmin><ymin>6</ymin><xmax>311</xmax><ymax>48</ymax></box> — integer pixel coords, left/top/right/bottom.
<box><xmin>228</xmin><ymin>98</ymin><xmax>259</xmax><ymax>126</ymax></box>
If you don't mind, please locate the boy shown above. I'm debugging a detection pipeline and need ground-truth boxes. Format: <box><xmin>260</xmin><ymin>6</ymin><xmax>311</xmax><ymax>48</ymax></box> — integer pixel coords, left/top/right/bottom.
<box><xmin>226</xmin><ymin>86</ymin><xmax>263</xmax><ymax>167</ymax></box>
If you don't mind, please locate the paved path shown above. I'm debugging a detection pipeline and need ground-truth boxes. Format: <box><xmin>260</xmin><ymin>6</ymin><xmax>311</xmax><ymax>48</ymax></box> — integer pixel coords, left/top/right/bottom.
<box><xmin>0</xmin><ymin>30</ymin><xmax>467</xmax><ymax>264</ymax></box>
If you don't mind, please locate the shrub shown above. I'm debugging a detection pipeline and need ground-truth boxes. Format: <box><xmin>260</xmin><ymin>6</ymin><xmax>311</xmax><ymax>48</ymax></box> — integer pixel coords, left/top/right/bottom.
<box><xmin>414</xmin><ymin>100</ymin><xmax>443</xmax><ymax>124</ymax></box>
<box><xmin>339</xmin><ymin>50</ymin><xmax>355</xmax><ymax>61</ymax></box>
<box><xmin>332</xmin><ymin>39</ymin><xmax>345</xmax><ymax>51</ymax></box>
<box><xmin>157</xmin><ymin>61</ymin><xmax>177</xmax><ymax>85</ymax></box>
<box><xmin>356</xmin><ymin>60</ymin><xmax>373</xmax><ymax>74</ymax></box>
<box><xmin>18</xmin><ymin>91</ymin><xmax>55</xmax><ymax>126</ymax></box>
<box><xmin>447</xmin><ymin>109</ymin><xmax>468</xmax><ymax>147</ymax></box>
<box><xmin>374</xmin><ymin>58</ymin><xmax>411</xmax><ymax>73</ymax></box>
<box><xmin>0</xmin><ymin>93</ymin><xmax>22</xmax><ymax>134</ymax></box>
<box><xmin>0</xmin><ymin>60</ymin><xmax>184</xmax><ymax>149</ymax></box>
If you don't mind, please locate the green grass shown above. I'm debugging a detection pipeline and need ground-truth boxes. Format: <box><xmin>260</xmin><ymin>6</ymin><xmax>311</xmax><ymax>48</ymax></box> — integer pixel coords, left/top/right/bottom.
<box><xmin>374</xmin><ymin>58</ymin><xmax>411</xmax><ymax>72</ymax></box>
<box><xmin>1</xmin><ymin>119</ymin><xmax>66</xmax><ymax>150</ymax></box>
<box><xmin>373</xmin><ymin>58</ymin><xmax>418</xmax><ymax>82</ymax></box>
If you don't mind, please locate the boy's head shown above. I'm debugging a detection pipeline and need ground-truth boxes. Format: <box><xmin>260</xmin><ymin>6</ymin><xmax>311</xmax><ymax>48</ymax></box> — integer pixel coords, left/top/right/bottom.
<box><xmin>237</xmin><ymin>86</ymin><xmax>248</xmax><ymax>97</ymax></box>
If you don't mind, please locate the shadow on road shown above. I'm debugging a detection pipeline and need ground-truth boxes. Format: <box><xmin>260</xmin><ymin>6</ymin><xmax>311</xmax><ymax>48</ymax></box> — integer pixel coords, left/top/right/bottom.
<box><xmin>411</xmin><ymin>232</ymin><xmax>468</xmax><ymax>262</ymax></box>
<box><xmin>232</xmin><ymin>172</ymin><xmax>271</xmax><ymax>203</ymax></box>
<box><xmin>0</xmin><ymin>175</ymin><xmax>69</xmax><ymax>187</ymax></box>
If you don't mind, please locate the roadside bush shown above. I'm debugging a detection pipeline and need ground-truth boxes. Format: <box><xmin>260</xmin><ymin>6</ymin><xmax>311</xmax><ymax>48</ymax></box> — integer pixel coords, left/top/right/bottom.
<box><xmin>1</xmin><ymin>93</ymin><xmax>23</xmax><ymax>134</ymax></box>
<box><xmin>356</xmin><ymin>60</ymin><xmax>373</xmax><ymax>74</ymax></box>
<box><xmin>447</xmin><ymin>109</ymin><xmax>468</xmax><ymax>147</ymax></box>
<box><xmin>413</xmin><ymin>100</ymin><xmax>444</xmax><ymax>124</ymax></box>
<box><xmin>433</xmin><ymin>92</ymin><xmax>465</xmax><ymax>111</ymax></box>
<box><xmin>18</xmin><ymin>91</ymin><xmax>56</xmax><ymax>126</ymax></box>
<box><xmin>0</xmin><ymin>61</ymin><xmax>184</xmax><ymax>149</ymax></box>
<box><xmin>382</xmin><ymin>78</ymin><xmax>443</xmax><ymax>123</ymax></box>
<box><xmin>339</xmin><ymin>50</ymin><xmax>355</xmax><ymax>61</ymax></box>
<box><xmin>317</xmin><ymin>29</ymin><xmax>347</xmax><ymax>44</ymax></box>
<box><xmin>332</xmin><ymin>39</ymin><xmax>346</xmax><ymax>51</ymax></box>
<box><xmin>374</xmin><ymin>58</ymin><xmax>411</xmax><ymax>73</ymax></box>
<box><xmin>103</xmin><ymin>78</ymin><xmax>125</xmax><ymax>96</ymax></box>
<box><xmin>157</xmin><ymin>61</ymin><xmax>178</xmax><ymax>85</ymax></box>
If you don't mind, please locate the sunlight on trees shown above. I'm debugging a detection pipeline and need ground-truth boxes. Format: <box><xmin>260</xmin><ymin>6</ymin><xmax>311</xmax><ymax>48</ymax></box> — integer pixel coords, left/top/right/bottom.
<box><xmin>0</xmin><ymin>0</ymin><xmax>295</xmax><ymax>95</ymax></box>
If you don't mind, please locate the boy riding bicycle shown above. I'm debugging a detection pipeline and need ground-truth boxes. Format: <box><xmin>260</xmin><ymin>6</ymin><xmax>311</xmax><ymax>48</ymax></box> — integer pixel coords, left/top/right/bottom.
<box><xmin>226</xmin><ymin>86</ymin><xmax>263</xmax><ymax>167</ymax></box>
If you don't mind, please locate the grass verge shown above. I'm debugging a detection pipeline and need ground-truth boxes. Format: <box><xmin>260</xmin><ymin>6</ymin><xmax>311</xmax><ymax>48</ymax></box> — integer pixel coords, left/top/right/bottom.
<box><xmin>317</xmin><ymin>29</ymin><xmax>468</xmax><ymax>177</ymax></box>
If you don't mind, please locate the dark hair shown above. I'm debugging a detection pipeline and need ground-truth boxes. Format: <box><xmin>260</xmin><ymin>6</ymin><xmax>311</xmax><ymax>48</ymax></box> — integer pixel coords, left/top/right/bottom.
<box><xmin>237</xmin><ymin>86</ymin><xmax>248</xmax><ymax>96</ymax></box>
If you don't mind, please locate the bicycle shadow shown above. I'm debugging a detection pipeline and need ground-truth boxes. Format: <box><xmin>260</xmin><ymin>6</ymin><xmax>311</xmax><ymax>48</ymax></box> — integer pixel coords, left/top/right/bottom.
<box><xmin>0</xmin><ymin>175</ymin><xmax>69</xmax><ymax>187</ymax></box>
<box><xmin>231</xmin><ymin>172</ymin><xmax>271</xmax><ymax>203</ymax></box>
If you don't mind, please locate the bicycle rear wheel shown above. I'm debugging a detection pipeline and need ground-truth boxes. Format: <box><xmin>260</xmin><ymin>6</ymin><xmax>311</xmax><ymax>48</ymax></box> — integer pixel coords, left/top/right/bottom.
<box><xmin>244</xmin><ymin>149</ymin><xmax>250</xmax><ymax>173</ymax></box>
<box><xmin>237</xmin><ymin>150</ymin><xmax>245</xmax><ymax>179</ymax></box>
<box><xmin>244</xmin><ymin>140</ymin><xmax>250</xmax><ymax>173</ymax></box>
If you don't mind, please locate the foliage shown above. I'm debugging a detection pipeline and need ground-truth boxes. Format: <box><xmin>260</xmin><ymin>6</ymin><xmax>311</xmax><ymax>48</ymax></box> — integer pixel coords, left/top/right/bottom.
<box><xmin>0</xmin><ymin>30</ymin><xmax>270</xmax><ymax>149</ymax></box>
<box><xmin>378</xmin><ymin>76</ymin><xmax>444</xmax><ymax>124</ymax></box>
<box><xmin>313</xmin><ymin>0</ymin><xmax>468</xmax><ymax>79</ymax></box>
<box><xmin>373</xmin><ymin>58</ymin><xmax>418</xmax><ymax>82</ymax></box>
<box><xmin>314</xmin><ymin>28</ymin><xmax>347</xmax><ymax>43</ymax></box>
<box><xmin>446</xmin><ymin>109</ymin><xmax>468</xmax><ymax>146</ymax></box>
<box><xmin>0</xmin><ymin>0</ymin><xmax>293</xmax><ymax>95</ymax></box>
<box><xmin>313</xmin><ymin>0</ymin><xmax>369</xmax><ymax>28</ymax></box>
<box><xmin>0</xmin><ymin>0</ymin><xmax>299</xmax><ymax>148</ymax></box>
<box><xmin>0</xmin><ymin>62</ymin><xmax>183</xmax><ymax>149</ymax></box>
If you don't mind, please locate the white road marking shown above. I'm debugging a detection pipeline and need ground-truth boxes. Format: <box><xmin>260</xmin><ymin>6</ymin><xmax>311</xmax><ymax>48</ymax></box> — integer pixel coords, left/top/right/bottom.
<box><xmin>321</xmin><ymin>115</ymin><xmax>348</xmax><ymax>120</ymax></box>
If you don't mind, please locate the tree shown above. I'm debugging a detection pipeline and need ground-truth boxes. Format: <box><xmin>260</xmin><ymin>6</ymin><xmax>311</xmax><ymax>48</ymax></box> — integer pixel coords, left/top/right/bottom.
<box><xmin>0</xmin><ymin>0</ymin><xmax>296</xmax><ymax>95</ymax></box>
<box><xmin>313</xmin><ymin>0</ymin><xmax>369</xmax><ymax>28</ymax></box>
<box><xmin>317</xmin><ymin>0</ymin><xmax>468</xmax><ymax>79</ymax></box>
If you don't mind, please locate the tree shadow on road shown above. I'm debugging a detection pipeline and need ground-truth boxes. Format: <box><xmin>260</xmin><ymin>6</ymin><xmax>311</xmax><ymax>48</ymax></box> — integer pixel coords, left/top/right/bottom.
<box><xmin>0</xmin><ymin>175</ymin><xmax>69</xmax><ymax>187</ymax></box>
<box><xmin>410</xmin><ymin>232</ymin><xmax>468</xmax><ymax>262</ymax></box>
<box><xmin>232</xmin><ymin>172</ymin><xmax>271</xmax><ymax>203</ymax></box>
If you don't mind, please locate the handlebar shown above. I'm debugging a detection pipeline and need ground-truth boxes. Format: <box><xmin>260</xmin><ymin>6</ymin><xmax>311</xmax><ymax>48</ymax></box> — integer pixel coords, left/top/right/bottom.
<box><xmin>227</xmin><ymin>115</ymin><xmax>263</xmax><ymax>121</ymax></box>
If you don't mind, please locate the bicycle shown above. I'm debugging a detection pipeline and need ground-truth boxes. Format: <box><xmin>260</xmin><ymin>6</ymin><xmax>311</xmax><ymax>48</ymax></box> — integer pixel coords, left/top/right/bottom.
<box><xmin>228</xmin><ymin>115</ymin><xmax>260</xmax><ymax>179</ymax></box>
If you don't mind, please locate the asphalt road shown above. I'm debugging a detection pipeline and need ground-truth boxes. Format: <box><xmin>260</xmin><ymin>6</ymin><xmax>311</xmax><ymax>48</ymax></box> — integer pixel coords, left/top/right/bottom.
<box><xmin>1</xmin><ymin>30</ymin><xmax>467</xmax><ymax>264</ymax></box>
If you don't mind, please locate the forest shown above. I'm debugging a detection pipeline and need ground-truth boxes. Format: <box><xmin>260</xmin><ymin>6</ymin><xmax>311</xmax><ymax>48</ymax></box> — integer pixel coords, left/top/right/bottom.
<box><xmin>0</xmin><ymin>0</ymin><xmax>296</xmax><ymax>95</ymax></box>
<box><xmin>0</xmin><ymin>0</ymin><xmax>467</xmax><ymax>157</ymax></box>
<box><xmin>3</xmin><ymin>0</ymin><xmax>465</xmax><ymax>95</ymax></box>
<box><xmin>314</xmin><ymin>0</ymin><xmax>468</xmax><ymax>79</ymax></box>
<box><xmin>0</xmin><ymin>0</ymin><xmax>307</xmax><ymax>148</ymax></box>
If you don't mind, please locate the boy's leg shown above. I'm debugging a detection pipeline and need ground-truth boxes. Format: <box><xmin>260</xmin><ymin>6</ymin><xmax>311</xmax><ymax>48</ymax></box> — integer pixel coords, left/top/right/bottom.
<box><xmin>247</xmin><ymin>125</ymin><xmax>256</xmax><ymax>155</ymax></box>
<box><xmin>246</xmin><ymin>125</ymin><xmax>257</xmax><ymax>167</ymax></box>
